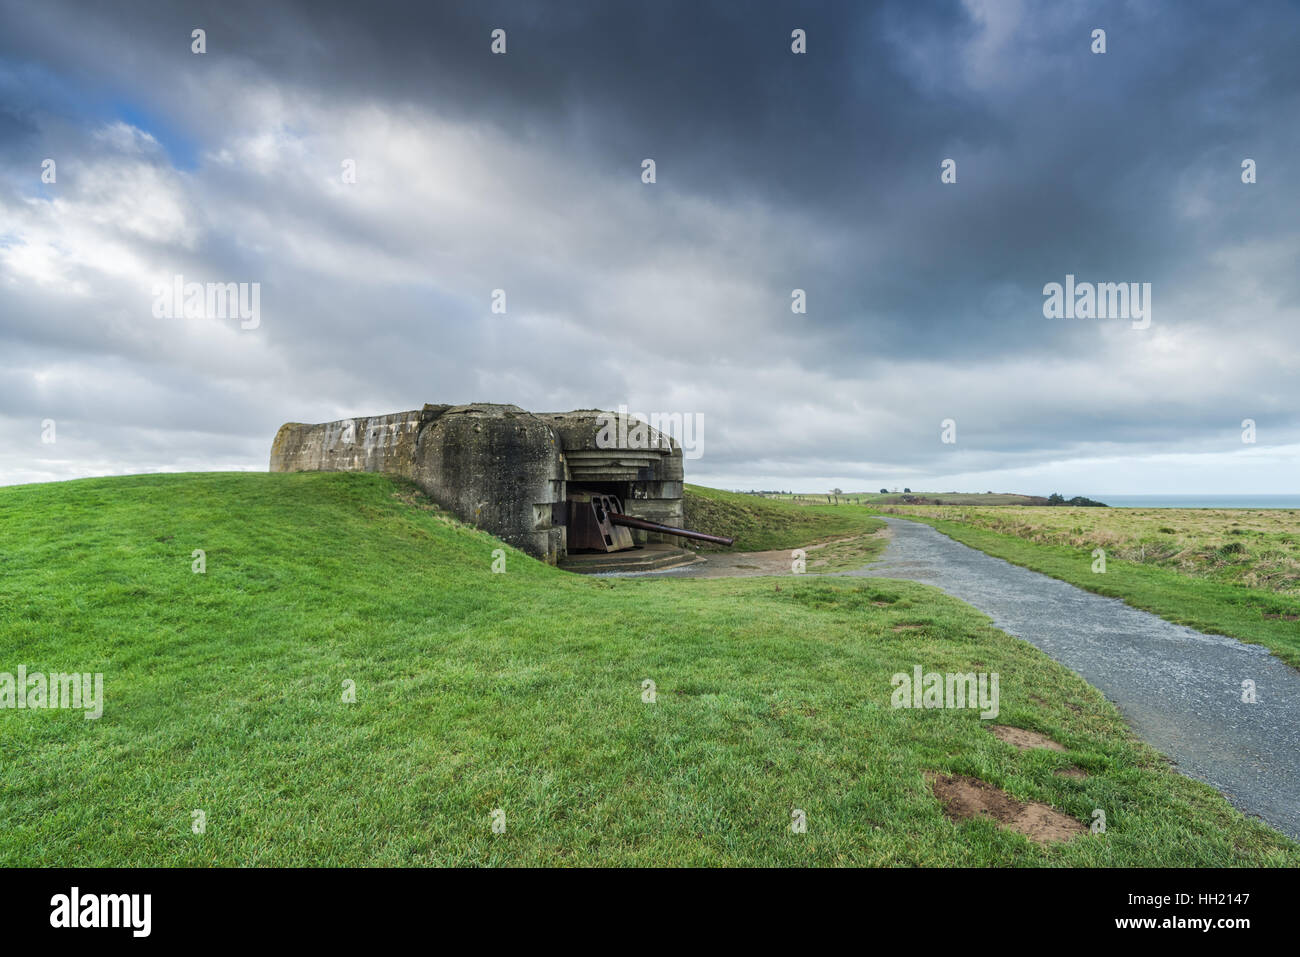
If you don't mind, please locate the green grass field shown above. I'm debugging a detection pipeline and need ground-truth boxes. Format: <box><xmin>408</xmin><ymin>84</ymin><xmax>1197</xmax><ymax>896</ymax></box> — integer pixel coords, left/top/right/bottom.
<box><xmin>682</xmin><ymin>483</ymin><xmax>886</xmax><ymax>551</ymax></box>
<box><xmin>681</xmin><ymin>484</ymin><xmax>889</xmax><ymax>571</ymax></box>
<box><xmin>1</xmin><ymin>473</ymin><xmax>1295</xmax><ymax>866</ymax></box>
<box><xmin>873</xmin><ymin>505</ymin><xmax>1300</xmax><ymax>669</ymax></box>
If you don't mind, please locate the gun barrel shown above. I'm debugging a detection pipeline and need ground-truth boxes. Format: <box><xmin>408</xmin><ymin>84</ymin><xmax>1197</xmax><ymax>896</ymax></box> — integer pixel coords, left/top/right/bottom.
<box><xmin>608</xmin><ymin>512</ymin><xmax>735</xmax><ymax>547</ymax></box>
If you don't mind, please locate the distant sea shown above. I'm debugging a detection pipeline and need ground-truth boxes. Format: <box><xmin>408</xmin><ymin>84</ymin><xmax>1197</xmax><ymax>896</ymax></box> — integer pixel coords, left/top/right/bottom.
<box><xmin>1100</xmin><ymin>494</ymin><xmax>1300</xmax><ymax>509</ymax></box>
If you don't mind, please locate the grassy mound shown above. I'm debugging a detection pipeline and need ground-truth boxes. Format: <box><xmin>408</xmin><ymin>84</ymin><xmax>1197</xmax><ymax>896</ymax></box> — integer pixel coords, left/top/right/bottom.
<box><xmin>682</xmin><ymin>484</ymin><xmax>884</xmax><ymax>551</ymax></box>
<box><xmin>0</xmin><ymin>472</ymin><xmax>1294</xmax><ymax>865</ymax></box>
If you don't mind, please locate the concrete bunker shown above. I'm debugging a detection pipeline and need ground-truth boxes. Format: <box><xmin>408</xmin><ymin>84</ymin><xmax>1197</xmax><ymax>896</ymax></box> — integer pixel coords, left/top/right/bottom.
<box><xmin>270</xmin><ymin>403</ymin><xmax>728</xmax><ymax>570</ymax></box>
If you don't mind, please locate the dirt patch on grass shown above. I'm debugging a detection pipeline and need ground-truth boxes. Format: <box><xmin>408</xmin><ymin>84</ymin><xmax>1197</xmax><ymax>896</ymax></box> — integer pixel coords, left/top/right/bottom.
<box><xmin>659</xmin><ymin>531</ymin><xmax>888</xmax><ymax>579</ymax></box>
<box><xmin>988</xmin><ymin>725</ymin><xmax>1067</xmax><ymax>752</ymax></box>
<box><xmin>928</xmin><ymin>773</ymin><xmax>1085</xmax><ymax>845</ymax></box>
<box><xmin>891</xmin><ymin>623</ymin><xmax>927</xmax><ymax>632</ymax></box>
<box><xmin>1054</xmin><ymin>767</ymin><xmax>1089</xmax><ymax>780</ymax></box>
<box><xmin>662</xmin><ymin>545</ymin><xmax>810</xmax><ymax>577</ymax></box>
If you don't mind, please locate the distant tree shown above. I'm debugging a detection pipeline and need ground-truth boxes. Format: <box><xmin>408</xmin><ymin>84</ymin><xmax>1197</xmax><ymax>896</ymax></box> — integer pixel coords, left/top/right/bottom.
<box><xmin>880</xmin><ymin>488</ymin><xmax>889</xmax><ymax>494</ymax></box>
<box><xmin>903</xmin><ymin>487</ymin><xmax>911</xmax><ymax>493</ymax></box>
<box><xmin>1067</xmin><ymin>495</ymin><xmax>1108</xmax><ymax>507</ymax></box>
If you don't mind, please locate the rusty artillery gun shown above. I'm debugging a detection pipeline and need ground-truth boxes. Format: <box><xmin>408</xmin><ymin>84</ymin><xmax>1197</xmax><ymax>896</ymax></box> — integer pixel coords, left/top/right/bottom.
<box><xmin>566</xmin><ymin>491</ymin><xmax>735</xmax><ymax>553</ymax></box>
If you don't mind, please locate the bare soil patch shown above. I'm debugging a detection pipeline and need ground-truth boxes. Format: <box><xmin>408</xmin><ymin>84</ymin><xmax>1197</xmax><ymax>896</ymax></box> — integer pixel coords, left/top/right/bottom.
<box><xmin>988</xmin><ymin>725</ymin><xmax>1067</xmax><ymax>752</ymax></box>
<box><xmin>664</xmin><ymin>531</ymin><xmax>885</xmax><ymax>579</ymax></box>
<box><xmin>928</xmin><ymin>772</ymin><xmax>1085</xmax><ymax>845</ymax></box>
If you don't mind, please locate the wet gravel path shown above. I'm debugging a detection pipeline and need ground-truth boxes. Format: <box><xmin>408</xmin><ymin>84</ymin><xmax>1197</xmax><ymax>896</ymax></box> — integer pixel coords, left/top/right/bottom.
<box><xmin>850</xmin><ymin>517</ymin><xmax>1300</xmax><ymax>840</ymax></box>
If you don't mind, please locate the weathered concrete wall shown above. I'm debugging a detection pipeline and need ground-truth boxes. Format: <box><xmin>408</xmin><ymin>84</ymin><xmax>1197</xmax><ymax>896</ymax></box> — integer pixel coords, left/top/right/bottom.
<box><xmin>271</xmin><ymin>403</ymin><xmax>564</xmax><ymax>561</ymax></box>
<box><xmin>409</xmin><ymin>404</ymin><xmax>565</xmax><ymax>562</ymax></box>
<box><xmin>270</xmin><ymin>410</ymin><xmax>425</xmax><ymax>478</ymax></box>
<box><xmin>270</xmin><ymin>403</ymin><xmax>684</xmax><ymax>561</ymax></box>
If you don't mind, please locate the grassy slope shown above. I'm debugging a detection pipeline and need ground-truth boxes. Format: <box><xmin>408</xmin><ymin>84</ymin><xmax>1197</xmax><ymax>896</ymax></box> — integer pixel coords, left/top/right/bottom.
<box><xmin>873</xmin><ymin>507</ymin><xmax>1300</xmax><ymax>669</ymax></box>
<box><xmin>683</xmin><ymin>484</ymin><xmax>885</xmax><ymax>551</ymax></box>
<box><xmin>0</xmin><ymin>473</ymin><xmax>1294</xmax><ymax>866</ymax></box>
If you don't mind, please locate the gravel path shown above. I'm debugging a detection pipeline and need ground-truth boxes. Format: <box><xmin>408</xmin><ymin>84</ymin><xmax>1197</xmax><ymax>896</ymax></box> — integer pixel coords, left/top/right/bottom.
<box><xmin>851</xmin><ymin>517</ymin><xmax>1300</xmax><ymax>840</ymax></box>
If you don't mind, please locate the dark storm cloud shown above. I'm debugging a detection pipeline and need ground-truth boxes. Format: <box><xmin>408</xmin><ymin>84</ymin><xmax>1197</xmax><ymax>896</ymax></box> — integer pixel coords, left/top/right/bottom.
<box><xmin>0</xmin><ymin>0</ymin><xmax>1297</xmax><ymax>490</ymax></box>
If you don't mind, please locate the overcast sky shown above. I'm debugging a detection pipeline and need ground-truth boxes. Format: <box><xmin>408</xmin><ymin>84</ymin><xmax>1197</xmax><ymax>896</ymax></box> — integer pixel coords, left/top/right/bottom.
<box><xmin>2</xmin><ymin>0</ymin><xmax>1297</xmax><ymax>495</ymax></box>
